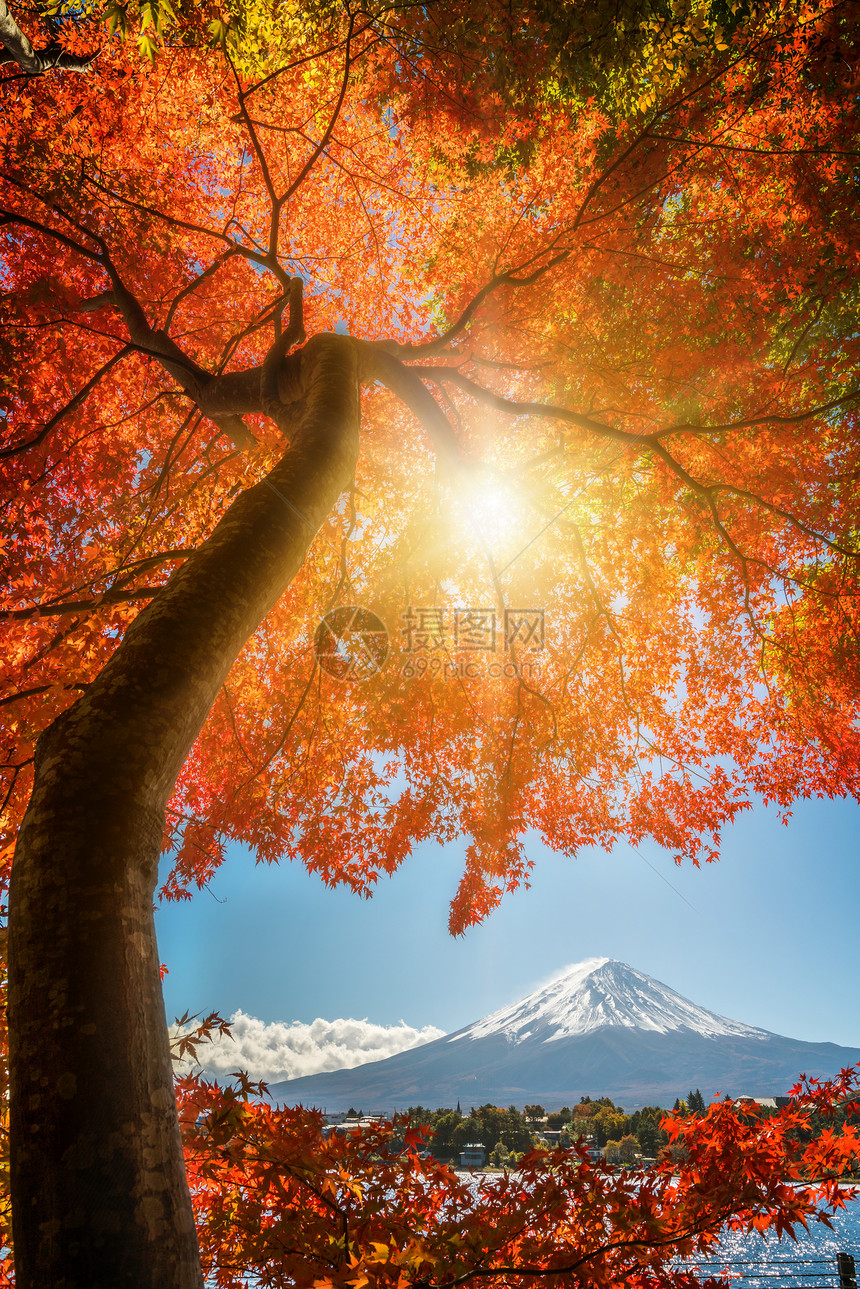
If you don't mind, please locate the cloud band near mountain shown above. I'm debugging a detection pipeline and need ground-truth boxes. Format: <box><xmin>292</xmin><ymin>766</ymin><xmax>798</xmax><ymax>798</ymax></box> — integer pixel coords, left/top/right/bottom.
<box><xmin>174</xmin><ymin>1012</ymin><xmax>445</xmax><ymax>1084</ymax></box>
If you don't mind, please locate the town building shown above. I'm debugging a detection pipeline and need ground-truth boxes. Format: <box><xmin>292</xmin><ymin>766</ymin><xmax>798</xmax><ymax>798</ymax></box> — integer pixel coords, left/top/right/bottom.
<box><xmin>459</xmin><ymin>1143</ymin><xmax>486</xmax><ymax>1169</ymax></box>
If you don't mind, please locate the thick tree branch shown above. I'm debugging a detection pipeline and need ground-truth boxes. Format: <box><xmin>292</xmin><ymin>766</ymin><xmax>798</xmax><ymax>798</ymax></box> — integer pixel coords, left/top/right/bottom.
<box><xmin>260</xmin><ymin>277</ymin><xmax>306</xmax><ymax>424</ymax></box>
<box><xmin>414</xmin><ymin>365</ymin><xmax>636</xmax><ymax>441</ymax></box>
<box><xmin>84</xmin><ymin>282</ymin><xmax>209</xmax><ymax>396</ymax></box>
<box><xmin>0</xmin><ymin>549</ymin><xmax>196</xmax><ymax>627</ymax></box>
<box><xmin>356</xmin><ymin>342</ymin><xmax>462</xmax><ymax>464</ymax></box>
<box><xmin>0</xmin><ymin>0</ymin><xmax>95</xmax><ymax>74</ymax></box>
<box><xmin>381</xmin><ymin>254</ymin><xmax>569</xmax><ymax>359</ymax></box>
<box><xmin>417</xmin><ymin>366</ymin><xmax>859</xmax><ymax>605</ymax></box>
<box><xmin>281</xmin><ymin>12</ymin><xmax>356</xmax><ymax>205</ymax></box>
<box><xmin>164</xmin><ymin>250</ymin><xmax>239</xmax><ymax>332</ymax></box>
<box><xmin>0</xmin><ymin>206</ymin><xmax>103</xmax><ymax>261</ymax></box>
<box><xmin>197</xmin><ymin>337</ymin><xmax>464</xmax><ymax>467</ymax></box>
<box><xmin>0</xmin><ymin>346</ymin><xmax>131</xmax><ymax>460</ymax></box>
<box><xmin>0</xmin><ymin>587</ymin><xmax>162</xmax><ymax>620</ymax></box>
<box><xmin>709</xmin><ymin>482</ymin><xmax>860</xmax><ymax>559</ymax></box>
<box><xmin>649</xmin><ymin>132</ymin><xmax>860</xmax><ymax>158</ymax></box>
<box><xmin>658</xmin><ymin>388</ymin><xmax>860</xmax><ymax>438</ymax></box>
<box><xmin>78</xmin><ymin>286</ymin><xmax>256</xmax><ymax>450</ymax></box>
<box><xmin>0</xmin><ymin>683</ymin><xmax>88</xmax><ymax>709</ymax></box>
<box><xmin>418</xmin><ymin>365</ymin><xmax>860</xmax><ymax>449</ymax></box>
<box><xmin>3</xmin><ymin>171</ymin><xmax>111</xmax><ymax>253</ymax></box>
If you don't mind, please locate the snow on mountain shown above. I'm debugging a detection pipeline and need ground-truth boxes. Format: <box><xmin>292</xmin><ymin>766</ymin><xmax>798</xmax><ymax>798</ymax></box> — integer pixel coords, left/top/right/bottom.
<box><xmin>456</xmin><ymin>958</ymin><xmax>767</xmax><ymax>1044</ymax></box>
<box><xmin>265</xmin><ymin>958</ymin><xmax>860</xmax><ymax>1111</ymax></box>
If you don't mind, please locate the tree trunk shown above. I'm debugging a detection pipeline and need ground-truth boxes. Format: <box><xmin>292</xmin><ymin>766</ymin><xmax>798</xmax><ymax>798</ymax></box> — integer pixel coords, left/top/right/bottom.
<box><xmin>8</xmin><ymin>335</ymin><xmax>360</xmax><ymax>1287</ymax></box>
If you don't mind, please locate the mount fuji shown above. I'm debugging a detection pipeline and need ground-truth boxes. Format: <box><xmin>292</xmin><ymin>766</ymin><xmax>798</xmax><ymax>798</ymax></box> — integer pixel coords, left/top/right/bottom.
<box><xmin>265</xmin><ymin>959</ymin><xmax>860</xmax><ymax>1111</ymax></box>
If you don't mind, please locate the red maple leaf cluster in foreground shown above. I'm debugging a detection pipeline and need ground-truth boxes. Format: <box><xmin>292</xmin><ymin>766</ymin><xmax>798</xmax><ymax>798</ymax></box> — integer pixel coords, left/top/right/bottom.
<box><xmin>175</xmin><ymin>1070</ymin><xmax>860</xmax><ymax>1289</ymax></box>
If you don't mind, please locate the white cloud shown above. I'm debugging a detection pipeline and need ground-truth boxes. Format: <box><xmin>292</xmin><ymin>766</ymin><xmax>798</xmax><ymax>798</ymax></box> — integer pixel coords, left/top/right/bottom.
<box><xmin>173</xmin><ymin>1012</ymin><xmax>445</xmax><ymax>1085</ymax></box>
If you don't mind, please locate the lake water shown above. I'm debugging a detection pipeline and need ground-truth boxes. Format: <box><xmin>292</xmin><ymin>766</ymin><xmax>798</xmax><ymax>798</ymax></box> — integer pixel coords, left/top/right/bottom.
<box><xmin>204</xmin><ymin>1187</ymin><xmax>860</xmax><ymax>1289</ymax></box>
<box><xmin>677</xmin><ymin>1189</ymin><xmax>860</xmax><ymax>1287</ymax></box>
<box><xmin>458</xmin><ymin>1173</ymin><xmax>860</xmax><ymax>1280</ymax></box>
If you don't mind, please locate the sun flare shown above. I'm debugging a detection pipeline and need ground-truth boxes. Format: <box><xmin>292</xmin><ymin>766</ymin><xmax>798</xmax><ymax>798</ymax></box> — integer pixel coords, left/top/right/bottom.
<box><xmin>447</xmin><ymin>466</ymin><xmax>533</xmax><ymax>555</ymax></box>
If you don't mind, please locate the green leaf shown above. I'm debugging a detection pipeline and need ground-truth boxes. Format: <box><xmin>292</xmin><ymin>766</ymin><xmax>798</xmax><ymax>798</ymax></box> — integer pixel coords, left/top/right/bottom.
<box><xmin>138</xmin><ymin>30</ymin><xmax>158</xmax><ymax>60</ymax></box>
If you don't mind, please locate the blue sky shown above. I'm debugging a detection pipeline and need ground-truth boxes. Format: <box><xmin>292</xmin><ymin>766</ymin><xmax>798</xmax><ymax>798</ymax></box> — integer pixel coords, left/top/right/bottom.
<box><xmin>156</xmin><ymin>791</ymin><xmax>860</xmax><ymax>1068</ymax></box>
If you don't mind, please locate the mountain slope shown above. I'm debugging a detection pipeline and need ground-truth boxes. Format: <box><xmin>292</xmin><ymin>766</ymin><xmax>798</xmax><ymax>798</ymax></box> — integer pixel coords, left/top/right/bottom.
<box><xmin>265</xmin><ymin>960</ymin><xmax>860</xmax><ymax>1111</ymax></box>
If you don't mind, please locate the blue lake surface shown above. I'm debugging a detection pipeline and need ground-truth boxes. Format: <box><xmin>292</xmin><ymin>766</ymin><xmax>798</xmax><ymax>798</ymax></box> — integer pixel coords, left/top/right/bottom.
<box><xmin>204</xmin><ymin>1186</ymin><xmax>860</xmax><ymax>1289</ymax></box>
<box><xmin>679</xmin><ymin>1191</ymin><xmax>860</xmax><ymax>1287</ymax></box>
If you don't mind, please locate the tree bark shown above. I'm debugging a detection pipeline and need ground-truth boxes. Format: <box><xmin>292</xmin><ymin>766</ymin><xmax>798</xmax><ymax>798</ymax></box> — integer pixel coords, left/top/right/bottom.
<box><xmin>0</xmin><ymin>0</ymin><xmax>95</xmax><ymax>73</ymax></box>
<box><xmin>7</xmin><ymin>334</ymin><xmax>360</xmax><ymax>1287</ymax></box>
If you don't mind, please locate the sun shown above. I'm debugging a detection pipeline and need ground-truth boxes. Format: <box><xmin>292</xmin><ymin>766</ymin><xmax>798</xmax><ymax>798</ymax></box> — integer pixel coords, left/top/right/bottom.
<box><xmin>446</xmin><ymin>464</ymin><xmax>534</xmax><ymax>557</ymax></box>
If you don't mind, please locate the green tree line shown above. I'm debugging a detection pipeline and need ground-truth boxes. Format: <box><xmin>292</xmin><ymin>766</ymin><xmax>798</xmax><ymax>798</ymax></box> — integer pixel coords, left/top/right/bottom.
<box><xmin>400</xmin><ymin>1095</ymin><xmax>704</xmax><ymax>1163</ymax></box>
<box><xmin>397</xmin><ymin>1088</ymin><xmax>845</xmax><ymax>1166</ymax></box>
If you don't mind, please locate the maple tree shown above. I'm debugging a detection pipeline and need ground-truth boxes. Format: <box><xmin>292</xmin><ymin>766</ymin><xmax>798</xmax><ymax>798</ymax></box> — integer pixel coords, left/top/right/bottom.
<box><xmin>2</xmin><ymin>0</ymin><xmax>860</xmax><ymax>1284</ymax></box>
<box><xmin>178</xmin><ymin>1069</ymin><xmax>860</xmax><ymax>1288</ymax></box>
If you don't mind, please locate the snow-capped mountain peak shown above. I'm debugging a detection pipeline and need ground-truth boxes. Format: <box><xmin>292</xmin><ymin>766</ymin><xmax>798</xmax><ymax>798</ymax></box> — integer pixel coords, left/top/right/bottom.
<box><xmin>453</xmin><ymin>958</ymin><xmax>767</xmax><ymax>1045</ymax></box>
<box><xmin>267</xmin><ymin>957</ymin><xmax>860</xmax><ymax>1111</ymax></box>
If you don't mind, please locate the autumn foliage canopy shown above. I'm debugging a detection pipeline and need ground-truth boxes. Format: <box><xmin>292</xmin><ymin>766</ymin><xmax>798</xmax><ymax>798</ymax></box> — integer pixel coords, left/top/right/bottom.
<box><xmin>2</xmin><ymin>0</ymin><xmax>859</xmax><ymax>926</ymax></box>
<box><xmin>2</xmin><ymin>0</ymin><xmax>860</xmax><ymax>1282</ymax></box>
